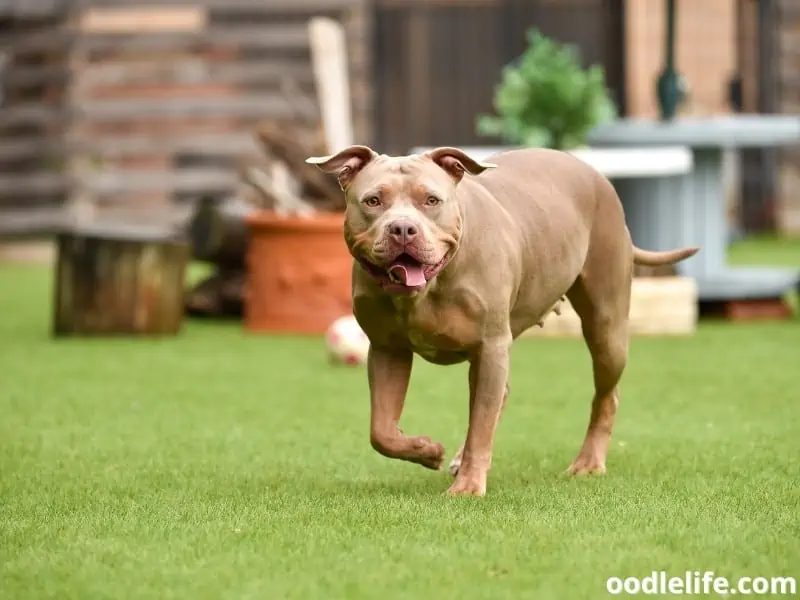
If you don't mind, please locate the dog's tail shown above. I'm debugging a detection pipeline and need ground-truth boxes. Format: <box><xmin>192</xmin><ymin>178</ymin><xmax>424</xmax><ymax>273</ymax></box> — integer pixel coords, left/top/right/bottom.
<box><xmin>632</xmin><ymin>245</ymin><xmax>700</xmax><ymax>266</ymax></box>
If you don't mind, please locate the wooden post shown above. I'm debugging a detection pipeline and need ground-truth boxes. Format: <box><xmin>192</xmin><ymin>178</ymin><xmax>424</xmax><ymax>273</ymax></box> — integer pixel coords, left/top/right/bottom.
<box><xmin>308</xmin><ymin>17</ymin><xmax>354</xmax><ymax>152</ymax></box>
<box><xmin>53</xmin><ymin>225</ymin><xmax>190</xmax><ymax>336</ymax></box>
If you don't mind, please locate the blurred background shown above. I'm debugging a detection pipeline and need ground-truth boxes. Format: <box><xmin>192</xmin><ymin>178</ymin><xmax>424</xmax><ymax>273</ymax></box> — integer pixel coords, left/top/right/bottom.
<box><xmin>1</xmin><ymin>6</ymin><xmax>798</xmax><ymax>594</ymax></box>
<box><xmin>0</xmin><ymin>0</ymin><xmax>797</xmax><ymax>332</ymax></box>
<box><xmin>0</xmin><ymin>0</ymin><xmax>797</xmax><ymax>236</ymax></box>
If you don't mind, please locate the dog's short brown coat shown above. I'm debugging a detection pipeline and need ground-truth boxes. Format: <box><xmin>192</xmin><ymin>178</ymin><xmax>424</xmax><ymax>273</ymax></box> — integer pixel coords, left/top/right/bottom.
<box><xmin>307</xmin><ymin>146</ymin><xmax>699</xmax><ymax>497</ymax></box>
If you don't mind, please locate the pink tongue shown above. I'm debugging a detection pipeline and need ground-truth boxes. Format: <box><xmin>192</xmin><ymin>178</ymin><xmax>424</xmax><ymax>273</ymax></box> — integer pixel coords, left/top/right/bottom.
<box><xmin>388</xmin><ymin>264</ymin><xmax>426</xmax><ymax>287</ymax></box>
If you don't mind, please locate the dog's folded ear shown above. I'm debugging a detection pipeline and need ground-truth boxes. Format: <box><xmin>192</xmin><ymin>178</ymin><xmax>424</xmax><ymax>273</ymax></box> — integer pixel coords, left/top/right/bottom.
<box><xmin>424</xmin><ymin>147</ymin><xmax>497</xmax><ymax>183</ymax></box>
<box><xmin>305</xmin><ymin>145</ymin><xmax>378</xmax><ymax>190</ymax></box>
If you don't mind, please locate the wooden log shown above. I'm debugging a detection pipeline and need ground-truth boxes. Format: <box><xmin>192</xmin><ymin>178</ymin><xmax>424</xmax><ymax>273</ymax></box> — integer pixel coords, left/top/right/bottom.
<box><xmin>187</xmin><ymin>195</ymin><xmax>253</xmax><ymax>268</ymax></box>
<box><xmin>53</xmin><ymin>224</ymin><xmax>190</xmax><ymax>336</ymax></box>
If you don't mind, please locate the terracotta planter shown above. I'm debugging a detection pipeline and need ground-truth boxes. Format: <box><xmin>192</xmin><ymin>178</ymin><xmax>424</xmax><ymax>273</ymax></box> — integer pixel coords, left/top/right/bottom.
<box><xmin>244</xmin><ymin>211</ymin><xmax>353</xmax><ymax>334</ymax></box>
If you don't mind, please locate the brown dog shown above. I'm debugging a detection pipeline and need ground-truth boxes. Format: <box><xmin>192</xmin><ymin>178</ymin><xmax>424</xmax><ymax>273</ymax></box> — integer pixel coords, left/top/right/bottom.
<box><xmin>306</xmin><ymin>146</ymin><xmax>699</xmax><ymax>497</ymax></box>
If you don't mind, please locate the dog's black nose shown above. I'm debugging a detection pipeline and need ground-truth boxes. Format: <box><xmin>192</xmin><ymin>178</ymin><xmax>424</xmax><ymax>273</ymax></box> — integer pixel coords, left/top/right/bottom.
<box><xmin>387</xmin><ymin>220</ymin><xmax>418</xmax><ymax>244</ymax></box>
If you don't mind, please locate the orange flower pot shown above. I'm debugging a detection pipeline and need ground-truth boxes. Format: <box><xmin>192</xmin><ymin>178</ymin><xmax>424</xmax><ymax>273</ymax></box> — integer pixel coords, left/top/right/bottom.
<box><xmin>244</xmin><ymin>210</ymin><xmax>354</xmax><ymax>334</ymax></box>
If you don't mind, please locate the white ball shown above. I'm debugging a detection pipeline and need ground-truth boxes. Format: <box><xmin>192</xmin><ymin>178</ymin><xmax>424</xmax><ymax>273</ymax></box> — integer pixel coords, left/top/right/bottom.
<box><xmin>325</xmin><ymin>315</ymin><xmax>370</xmax><ymax>366</ymax></box>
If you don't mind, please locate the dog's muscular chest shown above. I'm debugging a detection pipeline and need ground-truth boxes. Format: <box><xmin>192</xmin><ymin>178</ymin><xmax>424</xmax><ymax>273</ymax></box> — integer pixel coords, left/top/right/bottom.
<box><xmin>354</xmin><ymin>290</ymin><xmax>484</xmax><ymax>365</ymax></box>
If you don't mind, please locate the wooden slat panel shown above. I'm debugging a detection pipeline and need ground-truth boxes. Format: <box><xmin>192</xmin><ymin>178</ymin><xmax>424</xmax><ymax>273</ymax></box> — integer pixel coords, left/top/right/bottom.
<box><xmin>0</xmin><ymin>24</ymin><xmax>310</xmax><ymax>55</ymax></box>
<box><xmin>0</xmin><ymin>206</ymin><xmax>66</xmax><ymax>238</ymax></box>
<box><xmin>0</xmin><ymin>65</ymin><xmax>71</xmax><ymax>89</ymax></box>
<box><xmin>0</xmin><ymin>168</ymin><xmax>239</xmax><ymax>198</ymax></box>
<box><xmin>0</xmin><ymin>95</ymin><xmax>298</xmax><ymax>127</ymax></box>
<box><xmin>78</xmin><ymin>58</ymin><xmax>314</xmax><ymax>88</ymax></box>
<box><xmin>0</xmin><ymin>173</ymin><xmax>68</xmax><ymax>197</ymax></box>
<box><xmin>74</xmin><ymin>0</ymin><xmax>357</xmax><ymax>11</ymax></box>
<box><xmin>0</xmin><ymin>138</ymin><xmax>65</xmax><ymax>161</ymax></box>
<box><xmin>76</xmin><ymin>132</ymin><xmax>258</xmax><ymax>158</ymax></box>
<box><xmin>0</xmin><ymin>105</ymin><xmax>64</xmax><ymax>128</ymax></box>
<box><xmin>376</xmin><ymin>0</ymin><xmax>496</xmax><ymax>6</ymax></box>
<box><xmin>85</xmin><ymin>168</ymin><xmax>237</xmax><ymax>194</ymax></box>
<box><xmin>78</xmin><ymin>94</ymin><xmax>297</xmax><ymax>121</ymax></box>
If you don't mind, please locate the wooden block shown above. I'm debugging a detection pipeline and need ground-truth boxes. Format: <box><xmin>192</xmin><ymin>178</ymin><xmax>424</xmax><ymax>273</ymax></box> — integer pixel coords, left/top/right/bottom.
<box><xmin>700</xmin><ymin>298</ymin><xmax>795</xmax><ymax>321</ymax></box>
<box><xmin>522</xmin><ymin>277</ymin><xmax>698</xmax><ymax>338</ymax></box>
<box><xmin>53</xmin><ymin>225</ymin><xmax>190</xmax><ymax>336</ymax></box>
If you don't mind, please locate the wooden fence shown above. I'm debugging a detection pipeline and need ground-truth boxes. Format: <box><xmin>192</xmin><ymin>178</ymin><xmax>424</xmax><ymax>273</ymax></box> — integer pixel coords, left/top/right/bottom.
<box><xmin>0</xmin><ymin>0</ymin><xmax>371</xmax><ymax>237</ymax></box>
<box><xmin>371</xmin><ymin>0</ymin><xmax>625</xmax><ymax>154</ymax></box>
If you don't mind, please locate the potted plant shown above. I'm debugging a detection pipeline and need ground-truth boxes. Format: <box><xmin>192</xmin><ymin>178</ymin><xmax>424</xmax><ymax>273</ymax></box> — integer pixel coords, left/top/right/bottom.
<box><xmin>476</xmin><ymin>29</ymin><xmax>617</xmax><ymax>150</ymax></box>
<box><xmin>241</xmin><ymin>121</ymin><xmax>354</xmax><ymax>335</ymax></box>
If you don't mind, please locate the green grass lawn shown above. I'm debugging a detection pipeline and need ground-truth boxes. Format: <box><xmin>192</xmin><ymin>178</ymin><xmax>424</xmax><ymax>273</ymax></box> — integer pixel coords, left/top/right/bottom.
<box><xmin>1</xmin><ymin>238</ymin><xmax>799</xmax><ymax>600</ymax></box>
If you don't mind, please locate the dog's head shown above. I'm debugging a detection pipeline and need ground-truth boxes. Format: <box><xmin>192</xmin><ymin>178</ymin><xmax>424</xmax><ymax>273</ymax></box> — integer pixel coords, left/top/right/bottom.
<box><xmin>306</xmin><ymin>146</ymin><xmax>495</xmax><ymax>295</ymax></box>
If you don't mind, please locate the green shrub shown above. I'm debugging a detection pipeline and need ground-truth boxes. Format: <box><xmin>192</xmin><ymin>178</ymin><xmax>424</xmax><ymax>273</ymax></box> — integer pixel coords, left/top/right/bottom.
<box><xmin>476</xmin><ymin>29</ymin><xmax>618</xmax><ymax>150</ymax></box>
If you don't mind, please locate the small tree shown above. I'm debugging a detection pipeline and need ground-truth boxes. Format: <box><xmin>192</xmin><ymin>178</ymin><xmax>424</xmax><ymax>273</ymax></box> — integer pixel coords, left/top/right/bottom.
<box><xmin>476</xmin><ymin>30</ymin><xmax>617</xmax><ymax>150</ymax></box>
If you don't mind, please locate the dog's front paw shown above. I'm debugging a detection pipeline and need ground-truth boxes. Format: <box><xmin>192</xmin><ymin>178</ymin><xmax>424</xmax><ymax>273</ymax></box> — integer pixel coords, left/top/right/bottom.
<box><xmin>408</xmin><ymin>436</ymin><xmax>445</xmax><ymax>470</ymax></box>
<box><xmin>566</xmin><ymin>453</ymin><xmax>607</xmax><ymax>476</ymax></box>
<box><xmin>446</xmin><ymin>473</ymin><xmax>487</xmax><ymax>497</ymax></box>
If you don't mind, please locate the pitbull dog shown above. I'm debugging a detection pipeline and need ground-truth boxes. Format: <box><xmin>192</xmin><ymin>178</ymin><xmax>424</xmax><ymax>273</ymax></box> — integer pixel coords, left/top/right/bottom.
<box><xmin>306</xmin><ymin>146</ymin><xmax>699</xmax><ymax>497</ymax></box>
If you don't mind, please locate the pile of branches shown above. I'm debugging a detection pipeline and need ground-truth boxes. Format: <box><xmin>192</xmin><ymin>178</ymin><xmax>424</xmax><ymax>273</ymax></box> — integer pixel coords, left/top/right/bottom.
<box><xmin>184</xmin><ymin>85</ymin><xmax>344</xmax><ymax>318</ymax></box>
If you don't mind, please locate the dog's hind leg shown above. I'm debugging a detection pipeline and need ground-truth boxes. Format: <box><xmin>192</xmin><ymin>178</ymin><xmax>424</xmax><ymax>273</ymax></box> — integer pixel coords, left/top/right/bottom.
<box><xmin>565</xmin><ymin>277</ymin><xmax>630</xmax><ymax>475</ymax></box>
<box><xmin>565</xmin><ymin>227</ymin><xmax>633</xmax><ymax>475</ymax></box>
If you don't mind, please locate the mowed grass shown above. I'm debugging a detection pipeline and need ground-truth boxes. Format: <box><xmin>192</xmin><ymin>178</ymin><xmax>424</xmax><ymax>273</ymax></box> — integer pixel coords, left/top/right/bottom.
<box><xmin>1</xmin><ymin>239</ymin><xmax>799</xmax><ymax>600</ymax></box>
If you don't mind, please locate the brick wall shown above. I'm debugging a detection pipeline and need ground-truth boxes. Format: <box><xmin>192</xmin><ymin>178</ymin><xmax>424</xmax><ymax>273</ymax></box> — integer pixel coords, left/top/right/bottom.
<box><xmin>624</xmin><ymin>0</ymin><xmax>737</xmax><ymax>119</ymax></box>
<box><xmin>777</xmin><ymin>0</ymin><xmax>800</xmax><ymax>234</ymax></box>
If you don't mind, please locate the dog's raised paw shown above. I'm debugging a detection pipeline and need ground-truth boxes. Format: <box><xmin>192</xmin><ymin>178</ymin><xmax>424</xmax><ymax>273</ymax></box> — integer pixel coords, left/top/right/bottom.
<box><xmin>409</xmin><ymin>436</ymin><xmax>445</xmax><ymax>470</ymax></box>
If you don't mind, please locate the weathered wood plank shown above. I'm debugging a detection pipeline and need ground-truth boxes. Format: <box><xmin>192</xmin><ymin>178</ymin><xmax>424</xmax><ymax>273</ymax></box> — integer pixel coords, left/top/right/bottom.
<box><xmin>0</xmin><ymin>131</ymin><xmax>268</xmax><ymax>161</ymax></box>
<box><xmin>0</xmin><ymin>1</ymin><xmax>65</xmax><ymax>18</ymax></box>
<box><xmin>0</xmin><ymin>24</ymin><xmax>310</xmax><ymax>55</ymax></box>
<box><xmin>0</xmin><ymin>169</ymin><xmax>240</xmax><ymax>198</ymax></box>
<box><xmin>0</xmin><ymin>206</ymin><xmax>66</xmax><ymax>238</ymax></box>
<box><xmin>0</xmin><ymin>173</ymin><xmax>68</xmax><ymax>196</ymax></box>
<box><xmin>0</xmin><ymin>65</ymin><xmax>71</xmax><ymax>89</ymax></box>
<box><xmin>0</xmin><ymin>137</ymin><xmax>65</xmax><ymax>161</ymax></box>
<box><xmin>74</xmin><ymin>0</ymin><xmax>357</xmax><ymax>12</ymax></box>
<box><xmin>76</xmin><ymin>132</ymin><xmax>259</xmax><ymax>158</ymax></box>
<box><xmin>78</xmin><ymin>94</ymin><xmax>297</xmax><ymax>121</ymax></box>
<box><xmin>85</xmin><ymin>168</ymin><xmax>238</xmax><ymax>194</ymax></box>
<box><xmin>0</xmin><ymin>95</ymin><xmax>302</xmax><ymax>128</ymax></box>
<box><xmin>0</xmin><ymin>104</ymin><xmax>64</xmax><ymax>128</ymax></box>
<box><xmin>309</xmin><ymin>17</ymin><xmax>353</xmax><ymax>152</ymax></box>
<box><xmin>78</xmin><ymin>58</ymin><xmax>314</xmax><ymax>88</ymax></box>
<box><xmin>375</xmin><ymin>0</ymin><xmax>495</xmax><ymax>7</ymax></box>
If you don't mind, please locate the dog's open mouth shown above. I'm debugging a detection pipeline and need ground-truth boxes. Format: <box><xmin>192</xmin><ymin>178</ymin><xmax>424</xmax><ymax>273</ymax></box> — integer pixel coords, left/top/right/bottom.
<box><xmin>387</xmin><ymin>254</ymin><xmax>427</xmax><ymax>287</ymax></box>
<box><xmin>358</xmin><ymin>252</ymin><xmax>449</xmax><ymax>293</ymax></box>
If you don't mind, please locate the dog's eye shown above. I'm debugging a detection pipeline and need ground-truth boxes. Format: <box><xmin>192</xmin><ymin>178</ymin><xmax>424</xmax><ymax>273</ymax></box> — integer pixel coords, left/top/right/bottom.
<box><xmin>425</xmin><ymin>196</ymin><xmax>442</xmax><ymax>207</ymax></box>
<box><xmin>362</xmin><ymin>196</ymin><xmax>381</xmax><ymax>208</ymax></box>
